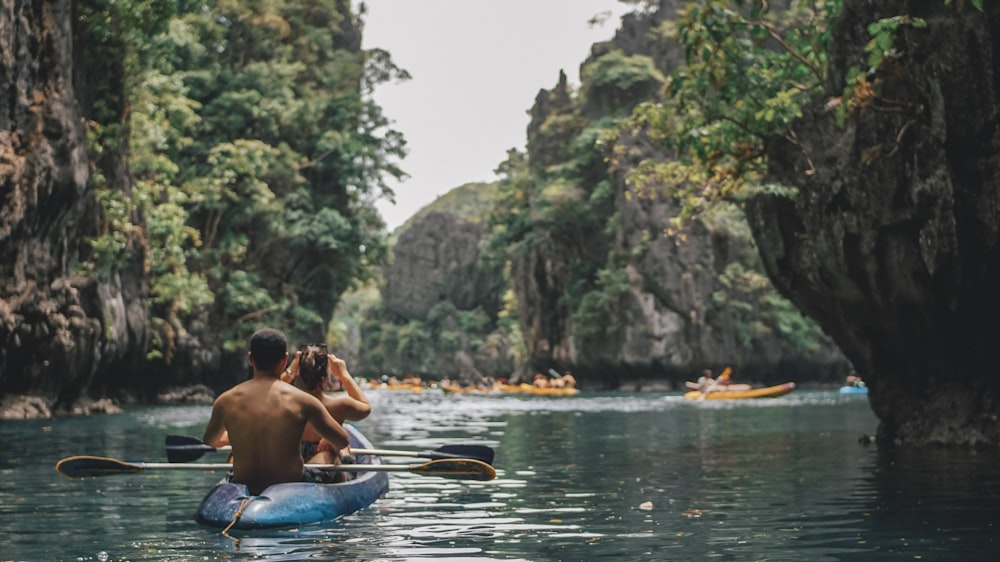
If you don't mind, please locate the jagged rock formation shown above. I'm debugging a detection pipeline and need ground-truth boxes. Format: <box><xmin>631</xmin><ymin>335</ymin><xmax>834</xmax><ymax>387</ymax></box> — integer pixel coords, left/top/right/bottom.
<box><xmin>1</xmin><ymin>1</ymin><xmax>371</xmax><ymax>417</ymax></box>
<box><xmin>384</xmin><ymin>211</ymin><xmax>501</xmax><ymax>320</ymax></box>
<box><xmin>359</xmin><ymin>200</ymin><xmax>514</xmax><ymax>382</ymax></box>
<box><xmin>0</xmin><ymin>1</ymin><xmax>151</xmax><ymax>415</ymax></box>
<box><xmin>510</xmin><ymin>2</ymin><xmax>848</xmax><ymax>388</ymax></box>
<box><xmin>750</xmin><ymin>1</ymin><xmax>1000</xmax><ymax>445</ymax></box>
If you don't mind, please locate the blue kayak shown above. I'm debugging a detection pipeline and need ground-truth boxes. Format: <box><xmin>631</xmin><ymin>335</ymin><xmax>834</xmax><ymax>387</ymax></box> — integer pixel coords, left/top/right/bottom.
<box><xmin>195</xmin><ymin>424</ymin><xmax>389</xmax><ymax>529</ymax></box>
<box><xmin>839</xmin><ymin>385</ymin><xmax>868</xmax><ymax>395</ymax></box>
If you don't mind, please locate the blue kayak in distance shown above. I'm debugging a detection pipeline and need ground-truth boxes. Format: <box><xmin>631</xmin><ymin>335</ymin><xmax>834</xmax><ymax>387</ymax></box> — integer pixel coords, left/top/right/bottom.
<box><xmin>839</xmin><ymin>385</ymin><xmax>868</xmax><ymax>395</ymax></box>
<box><xmin>195</xmin><ymin>424</ymin><xmax>389</xmax><ymax>529</ymax></box>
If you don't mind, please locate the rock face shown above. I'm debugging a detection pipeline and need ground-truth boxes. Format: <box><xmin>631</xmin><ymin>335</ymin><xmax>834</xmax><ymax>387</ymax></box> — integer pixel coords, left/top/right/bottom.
<box><xmin>0</xmin><ymin>1</ymin><xmax>151</xmax><ymax>413</ymax></box>
<box><xmin>384</xmin><ymin>212</ymin><xmax>502</xmax><ymax>320</ymax></box>
<box><xmin>0</xmin><ymin>1</ymin><xmax>369</xmax><ymax>414</ymax></box>
<box><xmin>510</xmin><ymin>2</ymin><xmax>847</xmax><ymax>388</ymax></box>
<box><xmin>750</xmin><ymin>1</ymin><xmax>1000</xmax><ymax>445</ymax></box>
<box><xmin>361</xmin><ymin>209</ymin><xmax>513</xmax><ymax>381</ymax></box>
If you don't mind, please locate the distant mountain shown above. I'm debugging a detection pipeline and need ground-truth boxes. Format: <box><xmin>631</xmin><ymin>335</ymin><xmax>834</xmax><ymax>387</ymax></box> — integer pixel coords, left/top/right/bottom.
<box><xmin>395</xmin><ymin>181</ymin><xmax>498</xmax><ymax>233</ymax></box>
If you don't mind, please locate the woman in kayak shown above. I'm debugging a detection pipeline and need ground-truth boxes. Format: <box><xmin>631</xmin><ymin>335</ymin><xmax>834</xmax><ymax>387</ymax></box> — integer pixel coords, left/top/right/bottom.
<box><xmin>283</xmin><ymin>344</ymin><xmax>372</xmax><ymax>480</ymax></box>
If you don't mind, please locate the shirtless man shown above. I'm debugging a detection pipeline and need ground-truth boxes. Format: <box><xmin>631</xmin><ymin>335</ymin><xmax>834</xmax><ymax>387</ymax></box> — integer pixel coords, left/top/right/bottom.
<box><xmin>202</xmin><ymin>328</ymin><xmax>350</xmax><ymax>495</ymax></box>
<box><xmin>283</xmin><ymin>344</ymin><xmax>371</xmax><ymax>466</ymax></box>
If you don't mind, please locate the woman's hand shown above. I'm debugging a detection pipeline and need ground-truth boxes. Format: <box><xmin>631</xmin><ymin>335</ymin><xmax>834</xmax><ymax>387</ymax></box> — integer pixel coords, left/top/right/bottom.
<box><xmin>282</xmin><ymin>350</ymin><xmax>302</xmax><ymax>383</ymax></box>
<box><xmin>327</xmin><ymin>353</ymin><xmax>351</xmax><ymax>381</ymax></box>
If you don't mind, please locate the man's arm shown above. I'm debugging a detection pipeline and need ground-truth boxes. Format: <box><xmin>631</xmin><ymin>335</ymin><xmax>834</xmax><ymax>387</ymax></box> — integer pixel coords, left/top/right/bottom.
<box><xmin>328</xmin><ymin>354</ymin><xmax>371</xmax><ymax>421</ymax></box>
<box><xmin>303</xmin><ymin>394</ymin><xmax>350</xmax><ymax>449</ymax></box>
<box><xmin>203</xmin><ymin>398</ymin><xmax>228</xmax><ymax>447</ymax></box>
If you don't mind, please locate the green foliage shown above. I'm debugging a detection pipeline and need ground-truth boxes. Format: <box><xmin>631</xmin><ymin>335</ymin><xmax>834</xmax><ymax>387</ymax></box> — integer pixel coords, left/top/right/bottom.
<box><xmin>395</xmin><ymin>320</ymin><xmax>429</xmax><ymax>364</ymax></box>
<box><xmin>581</xmin><ymin>50</ymin><xmax>665</xmax><ymax>109</ymax></box>
<box><xmin>137</xmin><ymin>180</ymin><xmax>213</xmax><ymax>318</ymax></box>
<box><xmin>457</xmin><ymin>309</ymin><xmax>492</xmax><ymax>351</ymax></box>
<box><xmin>439</xmin><ymin>330</ymin><xmax>463</xmax><ymax>353</ymax></box>
<box><xmin>944</xmin><ymin>0</ymin><xmax>985</xmax><ymax>11</ymax></box>
<box><xmin>485</xmin><ymin>57</ymin><xmax>636</xmax><ymax>360</ymax></box>
<box><xmin>484</xmin><ymin>149</ymin><xmax>535</xmax><ymax>262</ymax></box>
<box><xmin>83</xmin><ymin>183</ymin><xmax>141</xmax><ymax>277</ymax></box>
<box><xmin>711</xmin><ymin>262</ymin><xmax>826</xmax><ymax>351</ymax></box>
<box><xmin>328</xmin><ymin>280</ymin><xmax>381</xmax><ymax>351</ymax></box>
<box><xmin>621</xmin><ymin>0</ymin><xmax>840</xmax><ymax>226</ymax></box>
<box><xmin>835</xmin><ymin>14</ymin><xmax>927</xmax><ymax>126</ymax></box>
<box><xmin>398</xmin><ymin>182</ymin><xmax>499</xmax><ymax>234</ymax></box>
<box><xmin>497</xmin><ymin>287</ymin><xmax>526</xmax><ymax>364</ymax></box>
<box><xmin>102</xmin><ymin>0</ymin><xmax>410</xmax><ymax>358</ymax></box>
<box><xmin>572</xmin><ymin>264</ymin><xmax>631</xmax><ymax>341</ymax></box>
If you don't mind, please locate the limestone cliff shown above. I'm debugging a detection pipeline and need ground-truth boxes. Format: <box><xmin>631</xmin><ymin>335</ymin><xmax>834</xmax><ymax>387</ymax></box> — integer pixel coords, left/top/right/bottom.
<box><xmin>358</xmin><ymin>185</ymin><xmax>515</xmax><ymax>381</ymax></box>
<box><xmin>385</xmin><ymin>212</ymin><xmax>501</xmax><ymax>320</ymax></box>
<box><xmin>510</xmin><ymin>1</ymin><xmax>847</xmax><ymax>388</ymax></box>
<box><xmin>0</xmin><ymin>1</ymin><xmax>152</xmax><ymax>415</ymax></box>
<box><xmin>750</xmin><ymin>0</ymin><xmax>1000</xmax><ymax>445</ymax></box>
<box><xmin>1</xmin><ymin>1</ymin><xmax>375</xmax><ymax>418</ymax></box>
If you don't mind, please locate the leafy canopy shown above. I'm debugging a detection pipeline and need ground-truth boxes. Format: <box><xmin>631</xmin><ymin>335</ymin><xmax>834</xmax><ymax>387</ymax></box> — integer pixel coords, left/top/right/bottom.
<box><xmin>84</xmin><ymin>0</ymin><xmax>408</xmax><ymax>359</ymax></box>
<box><xmin>619</xmin><ymin>0</ymin><xmax>841</xmax><ymax>227</ymax></box>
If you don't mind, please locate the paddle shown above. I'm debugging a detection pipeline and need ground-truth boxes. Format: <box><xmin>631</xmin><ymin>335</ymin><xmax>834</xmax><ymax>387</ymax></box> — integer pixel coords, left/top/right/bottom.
<box><xmin>56</xmin><ymin>456</ymin><xmax>496</xmax><ymax>481</ymax></box>
<box><xmin>164</xmin><ymin>435</ymin><xmax>495</xmax><ymax>465</ymax></box>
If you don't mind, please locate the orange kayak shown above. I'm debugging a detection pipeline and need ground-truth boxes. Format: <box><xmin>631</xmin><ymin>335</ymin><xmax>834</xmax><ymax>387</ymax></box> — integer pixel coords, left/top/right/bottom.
<box><xmin>498</xmin><ymin>383</ymin><xmax>578</xmax><ymax>396</ymax></box>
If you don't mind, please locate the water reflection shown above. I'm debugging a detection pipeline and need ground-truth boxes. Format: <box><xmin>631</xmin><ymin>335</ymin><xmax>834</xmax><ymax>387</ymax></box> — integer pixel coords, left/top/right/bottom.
<box><xmin>2</xmin><ymin>389</ymin><xmax>998</xmax><ymax>560</ymax></box>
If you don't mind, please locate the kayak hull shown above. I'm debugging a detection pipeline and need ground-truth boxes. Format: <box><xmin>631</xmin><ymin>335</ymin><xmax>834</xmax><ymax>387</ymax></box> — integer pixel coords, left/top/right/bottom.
<box><xmin>441</xmin><ymin>383</ymin><xmax>578</xmax><ymax>396</ymax></box>
<box><xmin>685</xmin><ymin>381</ymin><xmax>752</xmax><ymax>392</ymax></box>
<box><xmin>839</xmin><ymin>386</ymin><xmax>868</xmax><ymax>394</ymax></box>
<box><xmin>367</xmin><ymin>383</ymin><xmax>424</xmax><ymax>392</ymax></box>
<box><xmin>195</xmin><ymin>425</ymin><xmax>389</xmax><ymax>529</ymax></box>
<box><xmin>684</xmin><ymin>382</ymin><xmax>796</xmax><ymax>400</ymax></box>
<box><xmin>498</xmin><ymin>383</ymin><xmax>578</xmax><ymax>396</ymax></box>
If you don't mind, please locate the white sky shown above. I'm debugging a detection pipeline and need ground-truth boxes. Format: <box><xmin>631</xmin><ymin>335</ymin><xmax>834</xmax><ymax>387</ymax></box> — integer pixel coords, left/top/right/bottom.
<box><xmin>360</xmin><ymin>1</ymin><xmax>632</xmax><ymax>230</ymax></box>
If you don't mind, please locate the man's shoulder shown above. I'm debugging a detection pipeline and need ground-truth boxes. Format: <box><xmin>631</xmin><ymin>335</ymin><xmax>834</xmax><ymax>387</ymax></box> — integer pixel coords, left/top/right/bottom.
<box><xmin>212</xmin><ymin>383</ymin><xmax>242</xmax><ymax>404</ymax></box>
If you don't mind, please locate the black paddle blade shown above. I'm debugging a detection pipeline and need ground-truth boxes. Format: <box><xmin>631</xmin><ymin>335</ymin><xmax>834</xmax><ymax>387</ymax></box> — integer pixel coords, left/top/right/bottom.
<box><xmin>165</xmin><ymin>435</ymin><xmax>217</xmax><ymax>463</ymax></box>
<box><xmin>56</xmin><ymin>456</ymin><xmax>142</xmax><ymax>479</ymax></box>
<box><xmin>431</xmin><ymin>445</ymin><xmax>495</xmax><ymax>465</ymax></box>
<box><xmin>412</xmin><ymin>458</ymin><xmax>496</xmax><ymax>481</ymax></box>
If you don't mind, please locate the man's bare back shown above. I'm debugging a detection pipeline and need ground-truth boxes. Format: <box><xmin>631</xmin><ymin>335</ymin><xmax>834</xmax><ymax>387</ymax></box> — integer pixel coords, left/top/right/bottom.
<box><xmin>203</xmin><ymin>329</ymin><xmax>349</xmax><ymax>495</ymax></box>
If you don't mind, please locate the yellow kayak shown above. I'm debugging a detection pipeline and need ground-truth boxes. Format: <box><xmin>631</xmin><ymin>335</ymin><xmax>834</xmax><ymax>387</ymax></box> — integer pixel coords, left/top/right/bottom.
<box><xmin>440</xmin><ymin>384</ymin><xmax>494</xmax><ymax>394</ymax></box>
<box><xmin>441</xmin><ymin>383</ymin><xmax>578</xmax><ymax>396</ymax></box>
<box><xmin>683</xmin><ymin>382</ymin><xmax>795</xmax><ymax>400</ymax></box>
<box><xmin>685</xmin><ymin>381</ymin><xmax>752</xmax><ymax>392</ymax></box>
<box><xmin>366</xmin><ymin>383</ymin><xmax>424</xmax><ymax>393</ymax></box>
<box><xmin>498</xmin><ymin>383</ymin><xmax>579</xmax><ymax>396</ymax></box>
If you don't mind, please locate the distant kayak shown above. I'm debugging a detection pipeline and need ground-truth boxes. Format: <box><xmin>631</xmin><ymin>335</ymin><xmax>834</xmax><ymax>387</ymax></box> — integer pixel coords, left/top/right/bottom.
<box><xmin>839</xmin><ymin>386</ymin><xmax>868</xmax><ymax>395</ymax></box>
<box><xmin>441</xmin><ymin>383</ymin><xmax>579</xmax><ymax>396</ymax></box>
<box><xmin>440</xmin><ymin>384</ymin><xmax>493</xmax><ymax>395</ymax></box>
<box><xmin>685</xmin><ymin>381</ymin><xmax>752</xmax><ymax>392</ymax></box>
<box><xmin>498</xmin><ymin>383</ymin><xmax>579</xmax><ymax>396</ymax></box>
<box><xmin>366</xmin><ymin>383</ymin><xmax>425</xmax><ymax>393</ymax></box>
<box><xmin>683</xmin><ymin>382</ymin><xmax>796</xmax><ymax>400</ymax></box>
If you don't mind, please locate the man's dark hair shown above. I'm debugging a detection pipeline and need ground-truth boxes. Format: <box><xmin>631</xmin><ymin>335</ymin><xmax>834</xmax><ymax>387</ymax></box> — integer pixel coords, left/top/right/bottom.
<box><xmin>249</xmin><ymin>328</ymin><xmax>287</xmax><ymax>371</ymax></box>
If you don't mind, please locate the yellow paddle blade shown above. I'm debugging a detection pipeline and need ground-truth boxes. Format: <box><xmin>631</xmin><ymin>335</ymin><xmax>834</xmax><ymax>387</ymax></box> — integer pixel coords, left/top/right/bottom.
<box><xmin>56</xmin><ymin>456</ymin><xmax>143</xmax><ymax>478</ymax></box>
<box><xmin>410</xmin><ymin>458</ymin><xmax>496</xmax><ymax>481</ymax></box>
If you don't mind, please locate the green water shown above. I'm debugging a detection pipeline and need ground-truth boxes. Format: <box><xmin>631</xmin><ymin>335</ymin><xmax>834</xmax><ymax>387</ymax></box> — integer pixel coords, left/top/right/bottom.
<box><xmin>1</xmin><ymin>389</ymin><xmax>998</xmax><ymax>561</ymax></box>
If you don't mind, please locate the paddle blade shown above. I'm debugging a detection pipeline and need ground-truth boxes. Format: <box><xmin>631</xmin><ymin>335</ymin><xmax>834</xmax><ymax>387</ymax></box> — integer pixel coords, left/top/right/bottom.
<box><xmin>430</xmin><ymin>445</ymin><xmax>495</xmax><ymax>465</ymax></box>
<box><xmin>165</xmin><ymin>435</ymin><xmax>218</xmax><ymax>463</ymax></box>
<box><xmin>411</xmin><ymin>458</ymin><xmax>496</xmax><ymax>481</ymax></box>
<box><xmin>56</xmin><ymin>456</ymin><xmax>143</xmax><ymax>479</ymax></box>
